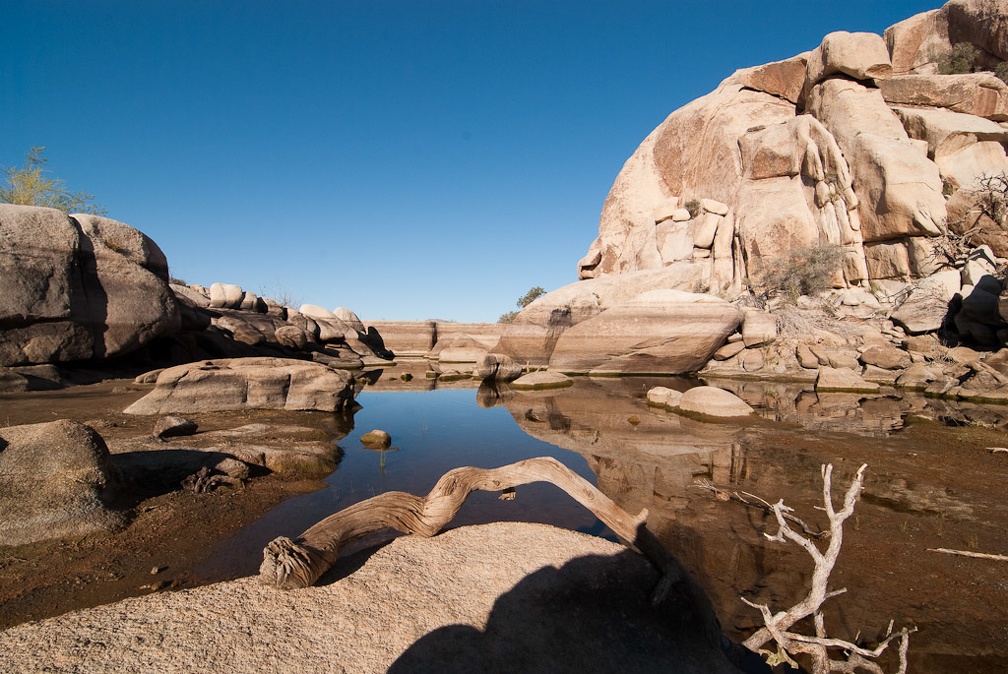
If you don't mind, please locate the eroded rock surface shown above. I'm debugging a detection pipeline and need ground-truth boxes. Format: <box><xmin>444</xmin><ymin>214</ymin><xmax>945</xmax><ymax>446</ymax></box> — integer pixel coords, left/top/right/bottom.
<box><xmin>124</xmin><ymin>357</ymin><xmax>356</xmax><ymax>415</ymax></box>
<box><xmin>0</xmin><ymin>205</ymin><xmax>180</xmax><ymax>366</ymax></box>
<box><xmin>0</xmin><ymin>420</ymin><xmax>124</xmax><ymax>546</ymax></box>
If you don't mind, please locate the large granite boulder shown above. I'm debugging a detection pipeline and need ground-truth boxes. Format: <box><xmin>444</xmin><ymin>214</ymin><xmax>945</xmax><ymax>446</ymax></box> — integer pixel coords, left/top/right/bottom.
<box><xmin>548</xmin><ymin>290</ymin><xmax>742</xmax><ymax>375</ymax></box>
<box><xmin>124</xmin><ymin>357</ymin><xmax>357</xmax><ymax>415</ymax></box>
<box><xmin>0</xmin><ymin>420</ymin><xmax>124</xmax><ymax>546</ymax></box>
<box><xmin>0</xmin><ymin>205</ymin><xmax>180</xmax><ymax>365</ymax></box>
<box><xmin>885</xmin><ymin>0</ymin><xmax>1008</xmax><ymax>75</ymax></box>
<box><xmin>676</xmin><ymin>386</ymin><xmax>755</xmax><ymax>418</ymax></box>
<box><xmin>494</xmin><ymin>266</ymin><xmax>709</xmax><ymax>366</ymax></box>
<box><xmin>570</xmin><ymin>0</ymin><xmax>1008</xmax><ymax>326</ymax></box>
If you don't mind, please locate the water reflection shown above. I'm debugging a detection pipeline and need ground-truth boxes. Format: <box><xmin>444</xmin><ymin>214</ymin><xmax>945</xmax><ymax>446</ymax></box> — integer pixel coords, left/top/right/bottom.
<box><xmin>706</xmin><ymin>377</ymin><xmax>1008</xmax><ymax>433</ymax></box>
<box><xmin>487</xmin><ymin>377</ymin><xmax>748</xmax><ymax>518</ymax></box>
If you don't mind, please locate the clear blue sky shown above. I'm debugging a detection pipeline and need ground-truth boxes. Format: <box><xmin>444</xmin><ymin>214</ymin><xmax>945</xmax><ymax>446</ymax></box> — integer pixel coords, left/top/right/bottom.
<box><xmin>2</xmin><ymin>0</ymin><xmax>943</xmax><ymax>322</ymax></box>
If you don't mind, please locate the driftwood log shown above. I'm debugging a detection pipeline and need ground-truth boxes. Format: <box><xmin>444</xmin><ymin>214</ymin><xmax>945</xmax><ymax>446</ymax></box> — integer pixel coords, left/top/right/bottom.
<box><xmin>259</xmin><ymin>456</ymin><xmax>719</xmax><ymax>641</ymax></box>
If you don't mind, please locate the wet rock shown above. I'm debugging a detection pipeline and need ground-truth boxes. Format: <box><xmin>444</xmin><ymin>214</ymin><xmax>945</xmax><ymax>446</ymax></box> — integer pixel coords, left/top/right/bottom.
<box><xmin>646</xmin><ymin>386</ymin><xmax>682</xmax><ymax>409</ymax></box>
<box><xmin>510</xmin><ymin>372</ymin><xmax>573</xmax><ymax>390</ymax></box>
<box><xmin>361</xmin><ymin>430</ymin><xmax>392</xmax><ymax>449</ymax></box>
<box><xmin>474</xmin><ymin>353</ymin><xmax>523</xmax><ymax>382</ymax></box>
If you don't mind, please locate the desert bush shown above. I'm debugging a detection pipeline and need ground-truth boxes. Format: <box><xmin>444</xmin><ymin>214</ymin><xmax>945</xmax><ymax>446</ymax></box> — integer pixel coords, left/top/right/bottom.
<box><xmin>753</xmin><ymin>242</ymin><xmax>845</xmax><ymax>304</ymax></box>
<box><xmin>997</xmin><ymin>61</ymin><xmax>1008</xmax><ymax>84</ymax></box>
<box><xmin>0</xmin><ymin>146</ymin><xmax>105</xmax><ymax>215</ymax></box>
<box><xmin>972</xmin><ymin>173</ymin><xmax>1008</xmax><ymax>225</ymax></box>
<box><xmin>935</xmin><ymin>42</ymin><xmax>980</xmax><ymax>74</ymax></box>
<box><xmin>499</xmin><ymin>286</ymin><xmax>546</xmax><ymax>323</ymax></box>
<box><xmin>684</xmin><ymin>198</ymin><xmax>701</xmax><ymax>219</ymax></box>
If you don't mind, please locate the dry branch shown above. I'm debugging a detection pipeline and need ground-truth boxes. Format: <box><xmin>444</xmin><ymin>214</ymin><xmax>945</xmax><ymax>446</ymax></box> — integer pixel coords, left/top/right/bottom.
<box><xmin>928</xmin><ymin>547</ymin><xmax>1008</xmax><ymax>562</ymax></box>
<box><xmin>259</xmin><ymin>457</ymin><xmax>720</xmax><ymax>642</ymax></box>
<box><xmin>742</xmin><ymin>464</ymin><xmax>915</xmax><ymax>674</ymax></box>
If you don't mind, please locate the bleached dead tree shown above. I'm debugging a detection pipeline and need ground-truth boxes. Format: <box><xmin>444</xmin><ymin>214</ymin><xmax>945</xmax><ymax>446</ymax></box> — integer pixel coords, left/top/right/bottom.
<box><xmin>741</xmin><ymin>463</ymin><xmax>915</xmax><ymax>674</ymax></box>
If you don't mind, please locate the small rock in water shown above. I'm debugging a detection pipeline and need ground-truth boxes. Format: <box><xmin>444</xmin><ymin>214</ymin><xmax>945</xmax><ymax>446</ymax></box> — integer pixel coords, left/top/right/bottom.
<box><xmin>361</xmin><ymin>430</ymin><xmax>392</xmax><ymax>449</ymax></box>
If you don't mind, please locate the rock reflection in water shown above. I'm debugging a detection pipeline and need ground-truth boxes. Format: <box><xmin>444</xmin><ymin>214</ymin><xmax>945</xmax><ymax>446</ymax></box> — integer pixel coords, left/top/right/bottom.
<box><xmin>705</xmin><ymin>377</ymin><xmax>1008</xmax><ymax>433</ymax></box>
<box><xmin>486</xmin><ymin>377</ymin><xmax>749</xmax><ymax>519</ymax></box>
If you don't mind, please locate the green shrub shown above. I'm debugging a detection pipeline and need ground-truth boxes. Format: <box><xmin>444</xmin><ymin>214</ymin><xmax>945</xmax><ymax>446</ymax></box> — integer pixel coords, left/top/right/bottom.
<box><xmin>0</xmin><ymin>146</ymin><xmax>105</xmax><ymax>215</ymax></box>
<box><xmin>936</xmin><ymin>43</ymin><xmax>980</xmax><ymax>74</ymax></box>
<box><xmin>996</xmin><ymin>61</ymin><xmax>1008</xmax><ymax>84</ymax></box>
<box><xmin>754</xmin><ymin>242</ymin><xmax>845</xmax><ymax>303</ymax></box>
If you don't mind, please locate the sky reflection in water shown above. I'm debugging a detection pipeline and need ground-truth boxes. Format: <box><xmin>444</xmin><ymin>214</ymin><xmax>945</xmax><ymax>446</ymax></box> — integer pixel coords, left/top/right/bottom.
<box><xmin>200</xmin><ymin>388</ymin><xmax>612</xmax><ymax>579</ymax></box>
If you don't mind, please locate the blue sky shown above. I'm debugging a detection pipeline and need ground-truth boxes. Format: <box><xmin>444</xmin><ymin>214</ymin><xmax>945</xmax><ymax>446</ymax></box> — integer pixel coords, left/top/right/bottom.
<box><xmin>2</xmin><ymin>0</ymin><xmax>943</xmax><ymax>322</ymax></box>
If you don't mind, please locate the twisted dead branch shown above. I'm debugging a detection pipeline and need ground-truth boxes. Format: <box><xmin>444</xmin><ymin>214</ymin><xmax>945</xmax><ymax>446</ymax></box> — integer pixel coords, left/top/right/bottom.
<box><xmin>742</xmin><ymin>464</ymin><xmax>915</xmax><ymax>674</ymax></box>
<box><xmin>259</xmin><ymin>457</ymin><xmax>720</xmax><ymax>642</ymax></box>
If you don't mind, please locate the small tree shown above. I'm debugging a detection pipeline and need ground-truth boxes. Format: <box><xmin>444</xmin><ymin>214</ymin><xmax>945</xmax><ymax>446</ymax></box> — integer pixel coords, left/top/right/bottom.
<box><xmin>0</xmin><ymin>146</ymin><xmax>106</xmax><ymax>215</ymax></box>
<box><xmin>499</xmin><ymin>286</ymin><xmax>547</xmax><ymax>324</ymax></box>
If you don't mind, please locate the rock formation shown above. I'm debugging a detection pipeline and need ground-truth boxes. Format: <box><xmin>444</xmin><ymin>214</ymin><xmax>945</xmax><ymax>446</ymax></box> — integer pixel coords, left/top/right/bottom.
<box><xmin>0</xmin><ymin>205</ymin><xmax>180</xmax><ymax>366</ymax></box>
<box><xmin>0</xmin><ymin>419</ymin><xmax>124</xmax><ymax>546</ymax></box>
<box><xmin>124</xmin><ymin>357</ymin><xmax>357</xmax><ymax>415</ymax></box>
<box><xmin>493</xmin><ymin>0</ymin><xmax>1008</xmax><ymax>377</ymax></box>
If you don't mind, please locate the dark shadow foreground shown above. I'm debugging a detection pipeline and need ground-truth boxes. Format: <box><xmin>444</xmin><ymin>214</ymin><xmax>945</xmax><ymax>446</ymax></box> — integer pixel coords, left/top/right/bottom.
<box><xmin>389</xmin><ymin>549</ymin><xmax>752</xmax><ymax>674</ymax></box>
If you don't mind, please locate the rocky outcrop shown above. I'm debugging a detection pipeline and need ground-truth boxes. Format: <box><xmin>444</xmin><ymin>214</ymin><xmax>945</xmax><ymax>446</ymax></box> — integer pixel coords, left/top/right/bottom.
<box><xmin>494</xmin><ymin>266</ymin><xmax>715</xmax><ymax>367</ymax></box>
<box><xmin>156</xmin><ymin>283</ymin><xmax>390</xmax><ymax>369</ymax></box>
<box><xmin>474</xmin><ymin>353</ymin><xmax>523</xmax><ymax>382</ymax></box>
<box><xmin>0</xmin><ymin>205</ymin><xmax>180</xmax><ymax>366</ymax></box>
<box><xmin>496</xmin><ymin>0</ymin><xmax>1008</xmax><ymax>376</ymax></box>
<box><xmin>548</xmin><ymin>290</ymin><xmax>742</xmax><ymax>375</ymax></box>
<box><xmin>124</xmin><ymin>357</ymin><xmax>357</xmax><ymax>415</ymax></box>
<box><xmin>0</xmin><ymin>420</ymin><xmax>124</xmax><ymax>546</ymax></box>
<box><xmin>575</xmin><ymin>0</ymin><xmax>1008</xmax><ymax>293</ymax></box>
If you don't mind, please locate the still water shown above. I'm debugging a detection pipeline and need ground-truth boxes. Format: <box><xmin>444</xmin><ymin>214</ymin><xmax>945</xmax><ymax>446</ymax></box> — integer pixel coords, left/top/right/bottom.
<box><xmin>199</xmin><ymin>386</ymin><xmax>617</xmax><ymax>578</ymax></box>
<box><xmin>198</xmin><ymin>373</ymin><xmax>1008</xmax><ymax>672</ymax></box>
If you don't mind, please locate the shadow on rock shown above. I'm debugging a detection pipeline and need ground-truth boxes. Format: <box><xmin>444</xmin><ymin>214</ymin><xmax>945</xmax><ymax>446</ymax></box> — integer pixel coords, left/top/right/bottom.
<box><xmin>388</xmin><ymin>549</ymin><xmax>746</xmax><ymax>674</ymax></box>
